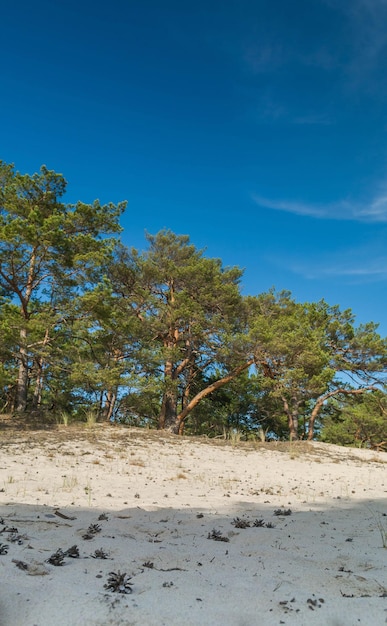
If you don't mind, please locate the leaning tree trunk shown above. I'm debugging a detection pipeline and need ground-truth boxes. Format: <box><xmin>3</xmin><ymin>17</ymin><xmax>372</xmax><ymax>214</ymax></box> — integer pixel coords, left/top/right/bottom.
<box><xmin>173</xmin><ymin>360</ymin><xmax>255</xmax><ymax>435</ymax></box>
<box><xmin>307</xmin><ymin>386</ymin><xmax>379</xmax><ymax>440</ymax></box>
<box><xmin>178</xmin><ymin>364</ymin><xmax>196</xmax><ymax>435</ymax></box>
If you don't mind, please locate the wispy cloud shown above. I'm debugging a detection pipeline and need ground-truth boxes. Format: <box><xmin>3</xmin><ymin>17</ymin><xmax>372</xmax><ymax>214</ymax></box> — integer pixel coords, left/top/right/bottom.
<box><xmin>267</xmin><ymin>233</ymin><xmax>387</xmax><ymax>283</ymax></box>
<box><xmin>266</xmin><ymin>246</ymin><xmax>387</xmax><ymax>283</ymax></box>
<box><xmin>291</xmin><ymin>259</ymin><xmax>387</xmax><ymax>281</ymax></box>
<box><xmin>253</xmin><ymin>195</ymin><xmax>329</xmax><ymax>218</ymax></box>
<box><xmin>357</xmin><ymin>193</ymin><xmax>387</xmax><ymax>220</ymax></box>
<box><xmin>253</xmin><ymin>190</ymin><xmax>387</xmax><ymax>222</ymax></box>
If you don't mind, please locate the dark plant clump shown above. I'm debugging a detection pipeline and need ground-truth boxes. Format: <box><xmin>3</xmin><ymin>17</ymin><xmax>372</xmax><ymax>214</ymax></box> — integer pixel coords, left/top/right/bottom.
<box><xmin>274</xmin><ymin>509</ymin><xmax>292</xmax><ymax>516</ymax></box>
<box><xmin>252</xmin><ymin>519</ymin><xmax>265</xmax><ymax>527</ymax></box>
<box><xmin>47</xmin><ymin>549</ymin><xmax>66</xmax><ymax>566</ymax></box>
<box><xmin>207</xmin><ymin>529</ymin><xmax>230</xmax><ymax>542</ymax></box>
<box><xmin>88</xmin><ymin>523</ymin><xmax>102</xmax><ymax>533</ymax></box>
<box><xmin>82</xmin><ymin>532</ymin><xmax>94</xmax><ymax>540</ymax></box>
<box><xmin>265</xmin><ymin>522</ymin><xmax>276</xmax><ymax>528</ymax></box>
<box><xmin>65</xmin><ymin>545</ymin><xmax>80</xmax><ymax>558</ymax></box>
<box><xmin>104</xmin><ymin>571</ymin><xmax>133</xmax><ymax>594</ymax></box>
<box><xmin>82</xmin><ymin>523</ymin><xmax>102</xmax><ymax>540</ymax></box>
<box><xmin>143</xmin><ymin>561</ymin><xmax>154</xmax><ymax>569</ymax></box>
<box><xmin>98</xmin><ymin>513</ymin><xmax>109</xmax><ymax>521</ymax></box>
<box><xmin>91</xmin><ymin>548</ymin><xmax>109</xmax><ymax>559</ymax></box>
<box><xmin>0</xmin><ymin>543</ymin><xmax>9</xmax><ymax>555</ymax></box>
<box><xmin>232</xmin><ymin>517</ymin><xmax>251</xmax><ymax>529</ymax></box>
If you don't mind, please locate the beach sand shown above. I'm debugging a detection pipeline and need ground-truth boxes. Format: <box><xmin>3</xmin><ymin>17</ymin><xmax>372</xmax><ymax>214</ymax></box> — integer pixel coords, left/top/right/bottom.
<box><xmin>0</xmin><ymin>425</ymin><xmax>386</xmax><ymax>625</ymax></box>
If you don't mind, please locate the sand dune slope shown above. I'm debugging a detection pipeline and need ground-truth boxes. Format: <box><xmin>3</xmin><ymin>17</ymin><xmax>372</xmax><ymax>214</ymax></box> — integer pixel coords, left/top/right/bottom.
<box><xmin>0</xmin><ymin>427</ymin><xmax>386</xmax><ymax>626</ymax></box>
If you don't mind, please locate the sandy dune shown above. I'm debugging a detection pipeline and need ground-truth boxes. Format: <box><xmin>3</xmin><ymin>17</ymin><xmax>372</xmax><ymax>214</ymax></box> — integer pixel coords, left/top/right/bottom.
<box><xmin>0</xmin><ymin>426</ymin><xmax>386</xmax><ymax>625</ymax></box>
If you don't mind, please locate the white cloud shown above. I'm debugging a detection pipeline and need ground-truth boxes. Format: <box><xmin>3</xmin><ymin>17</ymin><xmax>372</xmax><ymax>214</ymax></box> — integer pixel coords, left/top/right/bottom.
<box><xmin>268</xmin><ymin>243</ymin><xmax>387</xmax><ymax>283</ymax></box>
<box><xmin>253</xmin><ymin>191</ymin><xmax>387</xmax><ymax>222</ymax></box>
<box><xmin>253</xmin><ymin>195</ymin><xmax>328</xmax><ymax>218</ymax></box>
<box><xmin>357</xmin><ymin>194</ymin><xmax>387</xmax><ymax>220</ymax></box>
<box><xmin>298</xmin><ymin>261</ymin><xmax>387</xmax><ymax>281</ymax></box>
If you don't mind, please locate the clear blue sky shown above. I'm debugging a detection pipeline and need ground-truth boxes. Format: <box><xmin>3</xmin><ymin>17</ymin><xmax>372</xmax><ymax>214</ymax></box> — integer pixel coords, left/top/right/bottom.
<box><xmin>1</xmin><ymin>0</ymin><xmax>387</xmax><ymax>333</ymax></box>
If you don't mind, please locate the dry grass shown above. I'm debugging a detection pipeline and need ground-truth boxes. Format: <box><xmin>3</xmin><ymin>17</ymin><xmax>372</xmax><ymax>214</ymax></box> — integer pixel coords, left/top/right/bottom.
<box><xmin>0</xmin><ymin>418</ymin><xmax>385</xmax><ymax>467</ymax></box>
<box><xmin>129</xmin><ymin>459</ymin><xmax>146</xmax><ymax>467</ymax></box>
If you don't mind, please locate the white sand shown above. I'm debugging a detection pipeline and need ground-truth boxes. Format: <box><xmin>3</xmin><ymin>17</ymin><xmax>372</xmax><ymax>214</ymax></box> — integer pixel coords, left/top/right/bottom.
<box><xmin>0</xmin><ymin>426</ymin><xmax>386</xmax><ymax>626</ymax></box>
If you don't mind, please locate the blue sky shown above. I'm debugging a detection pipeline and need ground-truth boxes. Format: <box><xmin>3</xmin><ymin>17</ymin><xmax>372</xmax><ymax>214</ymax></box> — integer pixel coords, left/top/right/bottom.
<box><xmin>1</xmin><ymin>0</ymin><xmax>387</xmax><ymax>333</ymax></box>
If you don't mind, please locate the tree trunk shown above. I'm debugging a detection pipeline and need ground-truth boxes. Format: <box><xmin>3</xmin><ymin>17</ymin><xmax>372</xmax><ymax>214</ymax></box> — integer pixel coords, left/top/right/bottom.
<box><xmin>158</xmin><ymin>346</ymin><xmax>180</xmax><ymax>429</ymax></box>
<box><xmin>307</xmin><ymin>386</ymin><xmax>379</xmax><ymax>440</ymax></box>
<box><xmin>16</xmin><ymin>328</ymin><xmax>29</xmax><ymax>412</ymax></box>
<box><xmin>171</xmin><ymin>360</ymin><xmax>255</xmax><ymax>435</ymax></box>
<box><xmin>31</xmin><ymin>329</ymin><xmax>50</xmax><ymax>410</ymax></box>
<box><xmin>103</xmin><ymin>389</ymin><xmax>117</xmax><ymax>421</ymax></box>
<box><xmin>290</xmin><ymin>412</ymin><xmax>299</xmax><ymax>440</ymax></box>
<box><xmin>178</xmin><ymin>365</ymin><xmax>196</xmax><ymax>435</ymax></box>
<box><xmin>31</xmin><ymin>356</ymin><xmax>44</xmax><ymax>410</ymax></box>
<box><xmin>307</xmin><ymin>398</ymin><xmax>325</xmax><ymax>440</ymax></box>
<box><xmin>15</xmin><ymin>252</ymin><xmax>36</xmax><ymax>413</ymax></box>
<box><xmin>159</xmin><ymin>388</ymin><xmax>178</xmax><ymax>430</ymax></box>
<box><xmin>282</xmin><ymin>396</ymin><xmax>299</xmax><ymax>440</ymax></box>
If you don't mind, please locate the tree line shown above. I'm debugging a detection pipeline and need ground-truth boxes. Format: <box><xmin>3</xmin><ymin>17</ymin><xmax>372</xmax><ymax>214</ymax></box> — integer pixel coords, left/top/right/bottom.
<box><xmin>0</xmin><ymin>161</ymin><xmax>386</xmax><ymax>446</ymax></box>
